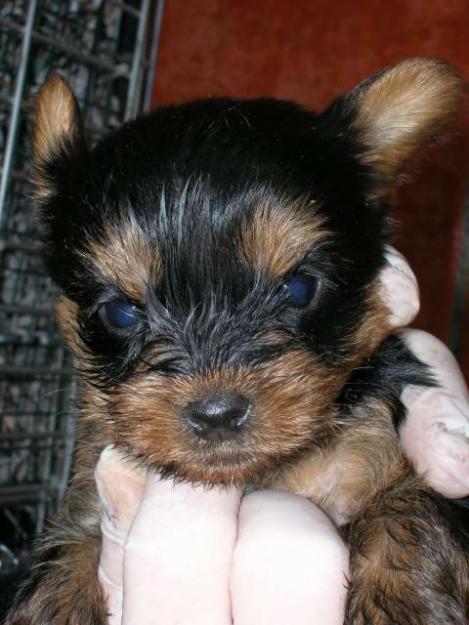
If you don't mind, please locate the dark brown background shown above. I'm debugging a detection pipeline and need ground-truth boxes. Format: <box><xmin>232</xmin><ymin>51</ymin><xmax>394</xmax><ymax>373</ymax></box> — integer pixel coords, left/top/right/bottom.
<box><xmin>151</xmin><ymin>0</ymin><xmax>469</xmax><ymax>378</ymax></box>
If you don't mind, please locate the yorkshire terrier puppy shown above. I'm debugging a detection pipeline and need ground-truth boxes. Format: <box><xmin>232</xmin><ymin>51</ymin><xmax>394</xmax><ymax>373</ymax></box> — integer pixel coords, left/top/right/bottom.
<box><xmin>7</xmin><ymin>58</ymin><xmax>469</xmax><ymax>624</ymax></box>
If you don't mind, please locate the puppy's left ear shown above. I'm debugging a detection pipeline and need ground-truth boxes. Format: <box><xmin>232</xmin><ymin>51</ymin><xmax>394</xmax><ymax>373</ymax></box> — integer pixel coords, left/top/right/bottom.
<box><xmin>328</xmin><ymin>58</ymin><xmax>466</xmax><ymax>189</ymax></box>
<box><xmin>33</xmin><ymin>74</ymin><xmax>85</xmax><ymax>200</ymax></box>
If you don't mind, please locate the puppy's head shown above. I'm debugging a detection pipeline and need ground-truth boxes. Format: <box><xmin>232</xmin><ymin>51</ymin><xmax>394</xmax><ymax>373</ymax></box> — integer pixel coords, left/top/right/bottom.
<box><xmin>33</xmin><ymin>60</ymin><xmax>464</xmax><ymax>484</ymax></box>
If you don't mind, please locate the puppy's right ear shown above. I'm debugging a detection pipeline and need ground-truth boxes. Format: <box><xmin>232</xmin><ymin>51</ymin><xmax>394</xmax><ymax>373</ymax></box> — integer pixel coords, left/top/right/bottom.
<box><xmin>33</xmin><ymin>74</ymin><xmax>85</xmax><ymax>200</ymax></box>
<box><xmin>322</xmin><ymin>58</ymin><xmax>466</xmax><ymax>197</ymax></box>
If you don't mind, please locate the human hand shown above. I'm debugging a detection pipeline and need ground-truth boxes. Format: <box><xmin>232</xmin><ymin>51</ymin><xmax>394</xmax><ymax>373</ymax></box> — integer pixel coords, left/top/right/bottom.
<box><xmin>399</xmin><ymin>328</ymin><xmax>469</xmax><ymax>498</ymax></box>
<box><xmin>381</xmin><ymin>246</ymin><xmax>469</xmax><ymax>498</ymax></box>
<box><xmin>96</xmin><ymin>447</ymin><xmax>349</xmax><ymax>625</ymax></box>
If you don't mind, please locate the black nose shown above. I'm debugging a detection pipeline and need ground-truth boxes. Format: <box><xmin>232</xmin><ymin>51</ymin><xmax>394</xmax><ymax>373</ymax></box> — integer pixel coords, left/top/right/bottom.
<box><xmin>184</xmin><ymin>393</ymin><xmax>251</xmax><ymax>441</ymax></box>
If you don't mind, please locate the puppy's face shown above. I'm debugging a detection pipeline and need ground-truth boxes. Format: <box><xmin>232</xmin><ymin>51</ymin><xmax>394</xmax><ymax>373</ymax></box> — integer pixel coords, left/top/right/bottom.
<box><xmin>34</xmin><ymin>60</ymin><xmax>463</xmax><ymax>484</ymax></box>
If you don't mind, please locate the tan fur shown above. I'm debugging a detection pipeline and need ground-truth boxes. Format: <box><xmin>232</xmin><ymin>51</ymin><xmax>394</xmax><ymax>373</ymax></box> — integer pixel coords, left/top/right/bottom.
<box><xmin>55</xmin><ymin>295</ymin><xmax>113</xmax><ymax>421</ymax></box>
<box><xmin>82</xmin><ymin>219</ymin><xmax>162</xmax><ymax>302</ymax></box>
<box><xmin>266</xmin><ymin>397</ymin><xmax>469</xmax><ymax>622</ymax></box>
<box><xmin>345</xmin><ymin>475</ymin><xmax>469</xmax><ymax>624</ymax></box>
<box><xmin>354</xmin><ymin>58</ymin><xmax>466</xmax><ymax>180</ymax></box>
<box><xmin>33</xmin><ymin>74</ymin><xmax>81</xmax><ymax>199</ymax></box>
<box><xmin>264</xmin><ymin>398</ymin><xmax>406</xmax><ymax>524</ymax></box>
<box><xmin>6</xmin><ymin>540</ymin><xmax>105</xmax><ymax>625</ymax></box>
<box><xmin>240</xmin><ymin>198</ymin><xmax>327</xmax><ymax>278</ymax></box>
<box><xmin>55</xmin><ymin>296</ymin><xmax>83</xmax><ymax>357</ymax></box>
<box><xmin>107</xmin><ymin>350</ymin><xmax>346</xmax><ymax>484</ymax></box>
<box><xmin>352</xmin><ymin>280</ymin><xmax>391</xmax><ymax>357</ymax></box>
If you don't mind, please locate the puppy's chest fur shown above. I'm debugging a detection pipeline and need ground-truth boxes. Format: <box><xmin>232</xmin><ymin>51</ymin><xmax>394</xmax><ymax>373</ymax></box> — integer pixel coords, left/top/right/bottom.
<box><xmin>267</xmin><ymin>397</ymin><xmax>406</xmax><ymax>525</ymax></box>
<box><xmin>256</xmin><ymin>334</ymin><xmax>430</xmax><ymax>524</ymax></box>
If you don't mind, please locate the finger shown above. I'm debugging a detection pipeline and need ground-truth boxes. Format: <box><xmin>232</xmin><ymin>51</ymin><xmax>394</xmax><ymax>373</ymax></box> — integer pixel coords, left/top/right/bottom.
<box><xmin>231</xmin><ymin>490</ymin><xmax>349</xmax><ymax>625</ymax></box>
<box><xmin>380</xmin><ymin>246</ymin><xmax>420</xmax><ymax>329</ymax></box>
<box><xmin>95</xmin><ymin>446</ymin><xmax>145</xmax><ymax>625</ymax></box>
<box><xmin>400</xmin><ymin>329</ymin><xmax>468</xmax><ymax>397</ymax></box>
<box><xmin>122</xmin><ymin>476</ymin><xmax>242</xmax><ymax>625</ymax></box>
<box><xmin>399</xmin><ymin>330</ymin><xmax>469</xmax><ymax>498</ymax></box>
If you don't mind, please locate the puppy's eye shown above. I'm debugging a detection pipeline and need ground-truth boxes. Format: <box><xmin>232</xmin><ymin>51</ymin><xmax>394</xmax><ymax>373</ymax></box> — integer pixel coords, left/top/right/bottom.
<box><xmin>99</xmin><ymin>299</ymin><xmax>140</xmax><ymax>332</ymax></box>
<box><xmin>282</xmin><ymin>274</ymin><xmax>319</xmax><ymax>308</ymax></box>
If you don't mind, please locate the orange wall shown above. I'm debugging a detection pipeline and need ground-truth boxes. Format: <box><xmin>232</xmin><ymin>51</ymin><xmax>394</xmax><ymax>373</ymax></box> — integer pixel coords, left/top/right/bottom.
<box><xmin>152</xmin><ymin>0</ymin><xmax>469</xmax><ymax>375</ymax></box>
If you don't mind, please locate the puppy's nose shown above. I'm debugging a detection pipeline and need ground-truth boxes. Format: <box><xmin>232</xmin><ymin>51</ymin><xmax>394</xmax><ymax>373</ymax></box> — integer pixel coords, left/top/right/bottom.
<box><xmin>184</xmin><ymin>393</ymin><xmax>251</xmax><ymax>440</ymax></box>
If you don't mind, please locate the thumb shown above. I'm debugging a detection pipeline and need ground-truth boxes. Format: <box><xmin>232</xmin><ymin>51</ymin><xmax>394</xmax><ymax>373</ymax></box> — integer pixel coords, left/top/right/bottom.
<box><xmin>95</xmin><ymin>446</ymin><xmax>145</xmax><ymax>625</ymax></box>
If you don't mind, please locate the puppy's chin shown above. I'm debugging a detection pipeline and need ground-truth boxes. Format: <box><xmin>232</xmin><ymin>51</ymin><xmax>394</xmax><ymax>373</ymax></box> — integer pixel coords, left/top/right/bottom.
<box><xmin>127</xmin><ymin>444</ymin><xmax>275</xmax><ymax>485</ymax></box>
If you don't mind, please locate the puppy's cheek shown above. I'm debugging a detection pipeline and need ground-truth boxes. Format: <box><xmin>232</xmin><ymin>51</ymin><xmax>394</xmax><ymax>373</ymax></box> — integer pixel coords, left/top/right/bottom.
<box><xmin>350</xmin><ymin>283</ymin><xmax>392</xmax><ymax>362</ymax></box>
<box><xmin>55</xmin><ymin>295</ymin><xmax>86</xmax><ymax>361</ymax></box>
<box><xmin>107</xmin><ymin>378</ymin><xmax>190</xmax><ymax>469</ymax></box>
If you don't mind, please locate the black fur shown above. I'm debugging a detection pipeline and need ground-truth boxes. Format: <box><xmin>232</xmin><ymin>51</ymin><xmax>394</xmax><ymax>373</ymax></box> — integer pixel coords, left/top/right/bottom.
<box><xmin>7</xmin><ymin>59</ymin><xmax>468</xmax><ymax>624</ymax></box>
<box><xmin>40</xmin><ymin>97</ymin><xmax>389</xmax><ymax>387</ymax></box>
<box><xmin>339</xmin><ymin>334</ymin><xmax>437</xmax><ymax>427</ymax></box>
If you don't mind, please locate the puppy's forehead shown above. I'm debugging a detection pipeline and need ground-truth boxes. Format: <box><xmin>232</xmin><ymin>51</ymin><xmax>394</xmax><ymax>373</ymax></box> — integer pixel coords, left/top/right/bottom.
<box><xmin>83</xmin><ymin>217</ymin><xmax>161</xmax><ymax>302</ymax></box>
<box><xmin>239</xmin><ymin>198</ymin><xmax>326</xmax><ymax>279</ymax></box>
<box><xmin>78</xmin><ymin>98</ymin><xmax>350</xmax><ymax>300</ymax></box>
<box><xmin>84</xmin><ymin>190</ymin><xmax>326</xmax><ymax>301</ymax></box>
